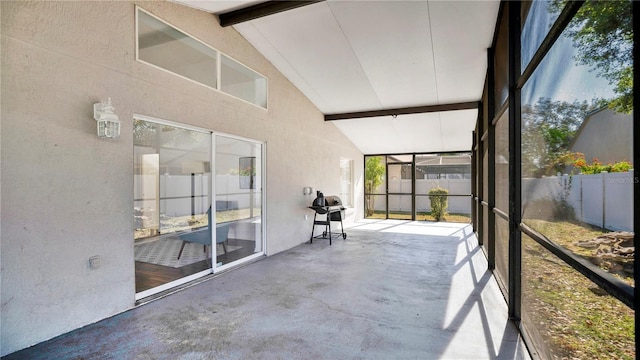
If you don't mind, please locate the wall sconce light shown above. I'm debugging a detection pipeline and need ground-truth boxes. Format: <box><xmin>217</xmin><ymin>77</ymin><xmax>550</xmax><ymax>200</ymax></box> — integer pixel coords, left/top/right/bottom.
<box><xmin>93</xmin><ymin>97</ymin><xmax>121</xmax><ymax>139</ymax></box>
<box><xmin>303</xmin><ymin>187</ymin><xmax>314</xmax><ymax>195</ymax></box>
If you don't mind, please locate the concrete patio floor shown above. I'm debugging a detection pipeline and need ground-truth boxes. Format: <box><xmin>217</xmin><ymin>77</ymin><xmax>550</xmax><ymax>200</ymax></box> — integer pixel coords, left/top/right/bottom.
<box><xmin>5</xmin><ymin>220</ymin><xmax>531</xmax><ymax>360</ymax></box>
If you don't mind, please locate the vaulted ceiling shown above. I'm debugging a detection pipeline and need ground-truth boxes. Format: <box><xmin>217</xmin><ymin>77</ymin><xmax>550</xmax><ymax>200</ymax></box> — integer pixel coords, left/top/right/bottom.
<box><xmin>172</xmin><ymin>0</ymin><xmax>500</xmax><ymax>154</ymax></box>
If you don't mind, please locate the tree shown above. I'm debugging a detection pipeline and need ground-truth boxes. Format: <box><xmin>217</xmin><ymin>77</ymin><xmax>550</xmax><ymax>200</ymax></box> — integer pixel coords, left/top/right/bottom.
<box><xmin>364</xmin><ymin>156</ymin><xmax>385</xmax><ymax>217</ymax></box>
<box><xmin>521</xmin><ymin>98</ymin><xmax>599</xmax><ymax>177</ymax></box>
<box><xmin>550</xmin><ymin>0</ymin><xmax>633</xmax><ymax>113</ymax></box>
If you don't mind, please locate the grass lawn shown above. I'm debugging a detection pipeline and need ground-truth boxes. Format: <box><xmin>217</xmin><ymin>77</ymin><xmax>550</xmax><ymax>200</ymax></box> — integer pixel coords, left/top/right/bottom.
<box><xmin>366</xmin><ymin>211</ymin><xmax>471</xmax><ymax>223</ymax></box>
<box><xmin>524</xmin><ymin>219</ymin><xmax>634</xmax><ymax>286</ymax></box>
<box><xmin>522</xmin><ymin>220</ymin><xmax>635</xmax><ymax>359</ymax></box>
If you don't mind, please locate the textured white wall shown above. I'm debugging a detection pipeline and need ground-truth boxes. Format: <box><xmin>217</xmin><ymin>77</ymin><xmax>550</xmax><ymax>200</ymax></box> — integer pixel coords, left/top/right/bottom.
<box><xmin>570</xmin><ymin>108</ymin><xmax>633</xmax><ymax>166</ymax></box>
<box><xmin>0</xmin><ymin>1</ymin><xmax>363</xmax><ymax>355</ymax></box>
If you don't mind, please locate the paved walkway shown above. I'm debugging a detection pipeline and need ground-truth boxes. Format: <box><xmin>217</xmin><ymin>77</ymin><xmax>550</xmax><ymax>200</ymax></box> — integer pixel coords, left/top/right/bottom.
<box><xmin>5</xmin><ymin>220</ymin><xmax>531</xmax><ymax>360</ymax></box>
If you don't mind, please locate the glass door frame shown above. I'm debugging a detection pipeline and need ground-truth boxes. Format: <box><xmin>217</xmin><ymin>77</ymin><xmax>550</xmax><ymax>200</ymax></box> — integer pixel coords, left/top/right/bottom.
<box><xmin>133</xmin><ymin>114</ymin><xmax>266</xmax><ymax>301</ymax></box>
<box><xmin>386</xmin><ymin>156</ymin><xmax>415</xmax><ymax>220</ymax></box>
<box><xmin>212</xmin><ymin>132</ymin><xmax>266</xmax><ymax>274</ymax></box>
<box><xmin>133</xmin><ymin>114</ymin><xmax>214</xmax><ymax>301</ymax></box>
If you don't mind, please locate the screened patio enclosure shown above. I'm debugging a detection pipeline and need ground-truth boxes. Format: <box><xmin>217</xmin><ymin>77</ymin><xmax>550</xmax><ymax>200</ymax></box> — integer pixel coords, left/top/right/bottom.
<box><xmin>2</xmin><ymin>0</ymin><xmax>637</xmax><ymax>357</ymax></box>
<box><xmin>176</xmin><ymin>1</ymin><xmax>638</xmax><ymax>358</ymax></box>
<box><xmin>364</xmin><ymin>153</ymin><xmax>472</xmax><ymax>222</ymax></box>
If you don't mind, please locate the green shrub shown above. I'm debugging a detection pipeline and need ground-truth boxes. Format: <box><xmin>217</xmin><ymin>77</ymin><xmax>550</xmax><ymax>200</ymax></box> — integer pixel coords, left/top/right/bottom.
<box><xmin>610</xmin><ymin>160</ymin><xmax>632</xmax><ymax>173</ymax></box>
<box><xmin>573</xmin><ymin>153</ymin><xmax>633</xmax><ymax>174</ymax></box>
<box><xmin>428</xmin><ymin>187</ymin><xmax>449</xmax><ymax>222</ymax></box>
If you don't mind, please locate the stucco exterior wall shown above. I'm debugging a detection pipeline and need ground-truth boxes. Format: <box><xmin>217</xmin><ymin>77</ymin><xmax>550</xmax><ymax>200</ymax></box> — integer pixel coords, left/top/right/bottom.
<box><xmin>0</xmin><ymin>1</ymin><xmax>363</xmax><ymax>355</ymax></box>
<box><xmin>570</xmin><ymin>108</ymin><xmax>633</xmax><ymax>166</ymax></box>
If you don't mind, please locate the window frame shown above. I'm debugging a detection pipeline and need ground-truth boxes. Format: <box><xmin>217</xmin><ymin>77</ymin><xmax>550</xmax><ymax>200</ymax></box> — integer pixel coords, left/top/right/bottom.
<box><xmin>135</xmin><ymin>7</ymin><xmax>268</xmax><ymax>110</ymax></box>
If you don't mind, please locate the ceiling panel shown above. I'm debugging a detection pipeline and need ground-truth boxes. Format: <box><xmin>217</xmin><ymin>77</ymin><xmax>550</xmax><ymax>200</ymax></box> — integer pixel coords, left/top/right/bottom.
<box><xmin>170</xmin><ymin>0</ymin><xmax>262</xmax><ymax>13</ymax></box>
<box><xmin>173</xmin><ymin>0</ymin><xmax>498</xmax><ymax>154</ymax></box>
<box><xmin>326</xmin><ymin>1</ymin><xmax>438</xmax><ymax>109</ymax></box>
<box><xmin>332</xmin><ymin>108</ymin><xmax>476</xmax><ymax>155</ymax></box>
<box><xmin>430</xmin><ymin>1</ymin><xmax>499</xmax><ymax>102</ymax></box>
<box><xmin>236</xmin><ymin>2</ymin><xmax>383</xmax><ymax>114</ymax></box>
<box><xmin>438</xmin><ymin>109</ymin><xmax>478</xmax><ymax>152</ymax></box>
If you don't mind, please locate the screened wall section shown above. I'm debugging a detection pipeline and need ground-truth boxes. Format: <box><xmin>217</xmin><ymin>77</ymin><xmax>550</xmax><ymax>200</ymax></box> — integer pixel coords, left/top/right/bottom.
<box><xmin>365</xmin><ymin>154</ymin><xmax>472</xmax><ymax>222</ymax></box>
<box><xmin>473</xmin><ymin>1</ymin><xmax>636</xmax><ymax>358</ymax></box>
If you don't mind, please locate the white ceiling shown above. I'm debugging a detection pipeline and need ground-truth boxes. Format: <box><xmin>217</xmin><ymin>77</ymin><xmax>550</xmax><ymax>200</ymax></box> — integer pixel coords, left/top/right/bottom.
<box><xmin>173</xmin><ymin>0</ymin><xmax>500</xmax><ymax>154</ymax></box>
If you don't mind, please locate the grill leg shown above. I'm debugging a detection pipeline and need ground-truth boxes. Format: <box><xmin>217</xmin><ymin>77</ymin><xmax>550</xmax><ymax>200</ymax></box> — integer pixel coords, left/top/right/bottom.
<box><xmin>310</xmin><ymin>212</ymin><xmax>319</xmax><ymax>243</ymax></box>
<box><xmin>328</xmin><ymin>219</ymin><xmax>332</xmax><ymax>246</ymax></box>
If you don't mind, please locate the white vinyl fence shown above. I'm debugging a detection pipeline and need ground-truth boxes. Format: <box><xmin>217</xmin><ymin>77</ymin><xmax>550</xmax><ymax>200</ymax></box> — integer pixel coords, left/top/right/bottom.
<box><xmin>522</xmin><ymin>171</ymin><xmax>634</xmax><ymax>231</ymax></box>
<box><xmin>134</xmin><ymin>174</ymin><xmax>260</xmax><ymax>217</ymax></box>
<box><xmin>377</xmin><ymin>179</ymin><xmax>472</xmax><ymax>214</ymax></box>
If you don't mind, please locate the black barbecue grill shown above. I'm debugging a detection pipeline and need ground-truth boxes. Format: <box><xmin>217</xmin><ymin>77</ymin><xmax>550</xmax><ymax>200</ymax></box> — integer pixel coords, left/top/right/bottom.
<box><xmin>308</xmin><ymin>192</ymin><xmax>347</xmax><ymax>245</ymax></box>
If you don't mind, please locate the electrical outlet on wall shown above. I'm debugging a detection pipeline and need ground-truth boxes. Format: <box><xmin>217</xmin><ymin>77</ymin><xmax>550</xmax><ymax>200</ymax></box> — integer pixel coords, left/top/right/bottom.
<box><xmin>304</xmin><ymin>214</ymin><xmax>309</xmax><ymax>221</ymax></box>
<box><xmin>89</xmin><ymin>255</ymin><xmax>101</xmax><ymax>270</ymax></box>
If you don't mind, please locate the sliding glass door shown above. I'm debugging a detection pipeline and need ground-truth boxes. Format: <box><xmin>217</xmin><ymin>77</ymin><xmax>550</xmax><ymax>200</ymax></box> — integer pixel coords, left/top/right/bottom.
<box><xmin>134</xmin><ymin>119</ymin><xmax>212</xmax><ymax>297</ymax></box>
<box><xmin>215</xmin><ymin>136</ymin><xmax>263</xmax><ymax>267</ymax></box>
<box><xmin>134</xmin><ymin>118</ymin><xmax>265</xmax><ymax>298</ymax></box>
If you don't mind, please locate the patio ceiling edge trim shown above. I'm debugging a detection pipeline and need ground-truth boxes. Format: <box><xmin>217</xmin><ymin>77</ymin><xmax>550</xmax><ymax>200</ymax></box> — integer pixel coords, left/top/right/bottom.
<box><xmin>324</xmin><ymin>101</ymin><xmax>481</xmax><ymax>121</ymax></box>
<box><xmin>218</xmin><ymin>0</ymin><xmax>325</xmax><ymax>27</ymax></box>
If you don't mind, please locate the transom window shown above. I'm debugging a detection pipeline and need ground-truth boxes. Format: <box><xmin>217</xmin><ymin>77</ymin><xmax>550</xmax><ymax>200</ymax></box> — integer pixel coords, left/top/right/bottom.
<box><xmin>136</xmin><ymin>8</ymin><xmax>268</xmax><ymax>109</ymax></box>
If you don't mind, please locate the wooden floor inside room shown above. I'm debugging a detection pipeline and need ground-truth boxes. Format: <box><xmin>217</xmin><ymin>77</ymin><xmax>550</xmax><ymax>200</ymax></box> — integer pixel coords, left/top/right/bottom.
<box><xmin>135</xmin><ymin>260</ymin><xmax>210</xmax><ymax>293</ymax></box>
<box><xmin>135</xmin><ymin>239</ymin><xmax>258</xmax><ymax>293</ymax></box>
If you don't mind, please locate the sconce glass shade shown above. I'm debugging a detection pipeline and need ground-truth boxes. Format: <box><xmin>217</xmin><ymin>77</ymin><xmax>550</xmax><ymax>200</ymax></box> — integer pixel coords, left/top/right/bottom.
<box><xmin>93</xmin><ymin>98</ymin><xmax>121</xmax><ymax>139</ymax></box>
<box><xmin>97</xmin><ymin>116</ymin><xmax>121</xmax><ymax>139</ymax></box>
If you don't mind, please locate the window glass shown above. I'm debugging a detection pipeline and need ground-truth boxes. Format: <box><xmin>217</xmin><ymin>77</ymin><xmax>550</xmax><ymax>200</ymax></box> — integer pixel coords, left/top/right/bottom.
<box><xmin>340</xmin><ymin>159</ymin><xmax>353</xmax><ymax>207</ymax></box>
<box><xmin>495</xmin><ymin>215</ymin><xmax>509</xmax><ymax>294</ymax></box>
<box><xmin>521</xmin><ymin>0</ymin><xmax>633</xmax><ymax>287</ymax></box>
<box><xmin>521</xmin><ymin>234</ymin><xmax>635</xmax><ymax>359</ymax></box>
<box><xmin>521</xmin><ymin>0</ymin><xmax>561</xmax><ymax>69</ymax></box>
<box><xmin>482</xmin><ymin>143</ymin><xmax>489</xmax><ymax>246</ymax></box>
<box><xmin>482</xmin><ymin>144</ymin><xmax>489</xmax><ymax>202</ymax></box>
<box><xmin>133</xmin><ymin>119</ymin><xmax>212</xmax><ymax>293</ymax></box>
<box><xmin>137</xmin><ymin>10</ymin><xmax>217</xmax><ymax>89</ymax></box>
<box><xmin>221</xmin><ymin>54</ymin><xmax>268</xmax><ymax>108</ymax></box>
<box><xmin>215</xmin><ymin>136</ymin><xmax>263</xmax><ymax>266</ymax></box>
<box><xmin>494</xmin><ymin>111</ymin><xmax>509</xmax><ymax>212</ymax></box>
<box><xmin>137</xmin><ymin>9</ymin><xmax>268</xmax><ymax>109</ymax></box>
<box><xmin>494</xmin><ymin>3</ymin><xmax>509</xmax><ymax>110</ymax></box>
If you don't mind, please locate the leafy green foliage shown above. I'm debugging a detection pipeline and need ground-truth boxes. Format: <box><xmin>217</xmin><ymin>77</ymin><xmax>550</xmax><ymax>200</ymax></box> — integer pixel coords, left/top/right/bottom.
<box><xmin>521</xmin><ymin>98</ymin><xmax>599</xmax><ymax>177</ymax></box>
<box><xmin>572</xmin><ymin>153</ymin><xmax>633</xmax><ymax>174</ymax></box>
<box><xmin>365</xmin><ymin>156</ymin><xmax>385</xmax><ymax>217</ymax></box>
<box><xmin>428</xmin><ymin>187</ymin><xmax>448</xmax><ymax>222</ymax></box>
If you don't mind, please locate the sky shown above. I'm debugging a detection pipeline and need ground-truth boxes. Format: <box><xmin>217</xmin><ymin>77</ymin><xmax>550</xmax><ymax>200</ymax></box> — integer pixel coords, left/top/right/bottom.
<box><xmin>520</xmin><ymin>0</ymin><xmax>616</xmax><ymax>107</ymax></box>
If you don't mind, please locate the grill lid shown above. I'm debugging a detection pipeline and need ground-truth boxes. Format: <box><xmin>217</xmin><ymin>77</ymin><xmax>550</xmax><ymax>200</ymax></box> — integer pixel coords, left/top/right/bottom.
<box><xmin>324</xmin><ymin>195</ymin><xmax>342</xmax><ymax>206</ymax></box>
